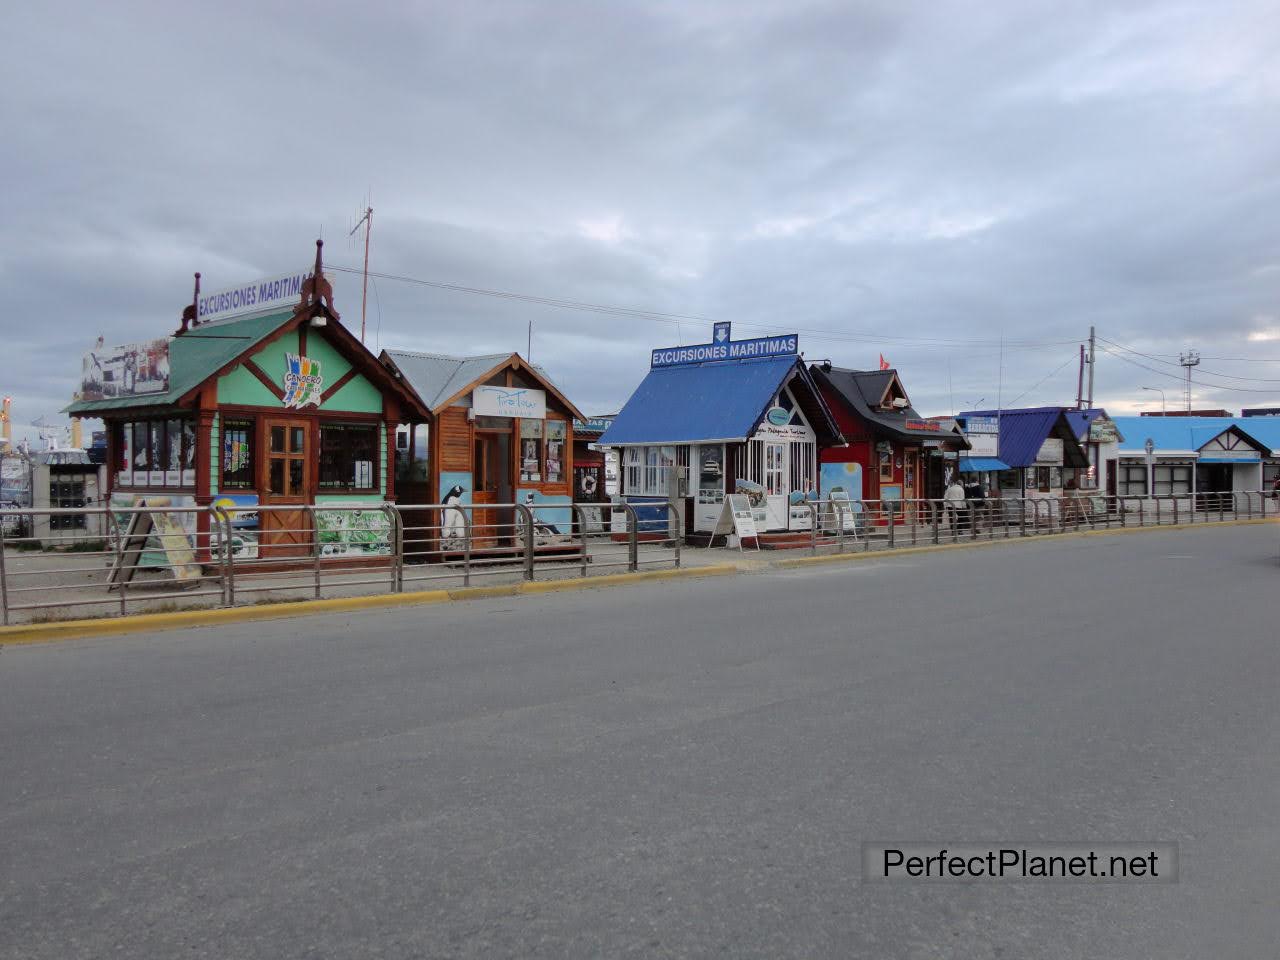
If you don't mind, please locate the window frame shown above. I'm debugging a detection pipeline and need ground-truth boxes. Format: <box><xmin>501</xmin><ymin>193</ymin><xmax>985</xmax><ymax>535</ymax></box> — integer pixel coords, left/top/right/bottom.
<box><xmin>316</xmin><ymin>421</ymin><xmax>380</xmax><ymax>492</ymax></box>
<box><xmin>115</xmin><ymin>415</ymin><xmax>196</xmax><ymax>490</ymax></box>
<box><xmin>220</xmin><ymin>417</ymin><xmax>256</xmax><ymax>490</ymax></box>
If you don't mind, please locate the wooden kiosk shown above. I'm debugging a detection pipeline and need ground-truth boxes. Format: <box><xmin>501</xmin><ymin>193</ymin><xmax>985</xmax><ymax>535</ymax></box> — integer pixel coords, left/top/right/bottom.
<box><xmin>67</xmin><ymin>241</ymin><xmax>429</xmax><ymax>564</ymax></box>
<box><xmin>381</xmin><ymin>350</ymin><xmax>586</xmax><ymax>557</ymax></box>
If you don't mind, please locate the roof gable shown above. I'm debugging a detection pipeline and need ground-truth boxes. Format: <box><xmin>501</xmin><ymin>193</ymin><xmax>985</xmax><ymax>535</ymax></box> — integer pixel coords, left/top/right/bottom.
<box><xmin>383</xmin><ymin>350</ymin><xmax>583</xmax><ymax>419</ymax></box>
<box><xmin>601</xmin><ymin>356</ymin><xmax>840</xmax><ymax>446</ymax></box>
<box><xmin>958</xmin><ymin>407</ymin><xmax>1088</xmax><ymax>467</ymax></box>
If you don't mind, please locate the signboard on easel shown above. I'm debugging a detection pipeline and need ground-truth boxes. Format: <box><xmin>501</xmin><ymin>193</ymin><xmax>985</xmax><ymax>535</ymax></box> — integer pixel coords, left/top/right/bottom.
<box><xmin>713</xmin><ymin>494</ymin><xmax>760</xmax><ymax>551</ymax></box>
<box><xmin>108</xmin><ymin>498</ymin><xmax>201</xmax><ymax>588</ymax></box>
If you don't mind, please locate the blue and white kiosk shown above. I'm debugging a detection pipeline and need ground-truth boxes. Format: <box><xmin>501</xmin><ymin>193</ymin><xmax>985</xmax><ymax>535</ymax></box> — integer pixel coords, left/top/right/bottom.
<box><xmin>599</xmin><ymin>324</ymin><xmax>842</xmax><ymax>543</ymax></box>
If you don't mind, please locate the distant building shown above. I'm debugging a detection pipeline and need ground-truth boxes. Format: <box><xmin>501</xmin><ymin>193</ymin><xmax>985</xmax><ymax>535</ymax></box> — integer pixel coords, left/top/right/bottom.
<box><xmin>1139</xmin><ymin>409</ymin><xmax>1233</xmax><ymax>417</ymax></box>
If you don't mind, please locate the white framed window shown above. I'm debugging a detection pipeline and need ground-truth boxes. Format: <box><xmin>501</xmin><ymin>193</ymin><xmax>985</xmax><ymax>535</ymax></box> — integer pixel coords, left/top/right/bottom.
<box><xmin>621</xmin><ymin>445</ymin><xmax>683</xmax><ymax>496</ymax></box>
<box><xmin>1153</xmin><ymin>464</ymin><xmax>1192</xmax><ymax>496</ymax></box>
<box><xmin>1117</xmin><ymin>464</ymin><xmax>1148</xmax><ymax>496</ymax></box>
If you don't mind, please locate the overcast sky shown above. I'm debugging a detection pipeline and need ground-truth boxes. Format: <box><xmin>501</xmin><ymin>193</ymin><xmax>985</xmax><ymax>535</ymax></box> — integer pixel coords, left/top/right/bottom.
<box><xmin>4</xmin><ymin>0</ymin><xmax>1280</xmax><ymax>441</ymax></box>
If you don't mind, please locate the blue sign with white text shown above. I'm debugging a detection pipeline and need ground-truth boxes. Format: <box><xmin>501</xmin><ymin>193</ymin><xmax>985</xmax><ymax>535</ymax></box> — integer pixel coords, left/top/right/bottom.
<box><xmin>650</xmin><ymin>334</ymin><xmax>799</xmax><ymax>368</ymax></box>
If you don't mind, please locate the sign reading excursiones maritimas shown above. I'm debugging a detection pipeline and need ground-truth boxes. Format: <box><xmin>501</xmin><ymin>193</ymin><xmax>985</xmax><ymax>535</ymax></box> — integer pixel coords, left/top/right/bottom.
<box><xmin>197</xmin><ymin>269</ymin><xmax>333</xmax><ymax>325</ymax></box>
<box><xmin>650</xmin><ymin>334</ymin><xmax>799</xmax><ymax>368</ymax></box>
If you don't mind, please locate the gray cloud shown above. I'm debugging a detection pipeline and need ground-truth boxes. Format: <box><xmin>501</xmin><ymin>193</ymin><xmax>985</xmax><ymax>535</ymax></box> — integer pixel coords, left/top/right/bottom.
<box><xmin>4</xmin><ymin>0</ymin><xmax>1280</xmax><ymax>442</ymax></box>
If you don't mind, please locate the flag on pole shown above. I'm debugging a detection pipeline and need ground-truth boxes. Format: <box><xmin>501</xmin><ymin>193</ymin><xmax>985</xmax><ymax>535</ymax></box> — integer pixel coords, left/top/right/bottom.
<box><xmin>879</xmin><ymin>353</ymin><xmax>890</xmax><ymax>370</ymax></box>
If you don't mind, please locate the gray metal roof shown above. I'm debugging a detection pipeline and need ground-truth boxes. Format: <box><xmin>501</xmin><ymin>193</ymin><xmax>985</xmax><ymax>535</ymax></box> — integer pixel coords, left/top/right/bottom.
<box><xmin>383</xmin><ymin>350</ymin><xmax>560</xmax><ymax>411</ymax></box>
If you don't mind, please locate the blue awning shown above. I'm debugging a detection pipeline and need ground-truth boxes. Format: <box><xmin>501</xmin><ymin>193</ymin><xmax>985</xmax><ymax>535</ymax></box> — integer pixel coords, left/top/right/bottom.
<box><xmin>958</xmin><ymin>457</ymin><xmax>1010</xmax><ymax>472</ymax></box>
<box><xmin>1198</xmin><ymin>456</ymin><xmax>1259</xmax><ymax>464</ymax></box>
<box><xmin>600</xmin><ymin>356</ymin><xmax>804</xmax><ymax>445</ymax></box>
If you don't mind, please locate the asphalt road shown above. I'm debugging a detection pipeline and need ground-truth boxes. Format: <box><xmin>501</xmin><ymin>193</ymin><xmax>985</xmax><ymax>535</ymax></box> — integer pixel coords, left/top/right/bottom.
<box><xmin>3</xmin><ymin>524</ymin><xmax>1278</xmax><ymax>958</ymax></box>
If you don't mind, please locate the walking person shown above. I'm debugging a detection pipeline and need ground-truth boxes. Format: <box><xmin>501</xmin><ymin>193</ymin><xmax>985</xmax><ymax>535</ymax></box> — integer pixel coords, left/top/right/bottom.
<box><xmin>943</xmin><ymin>476</ymin><xmax>967</xmax><ymax>534</ymax></box>
<box><xmin>963</xmin><ymin>475</ymin><xmax>984</xmax><ymax>534</ymax></box>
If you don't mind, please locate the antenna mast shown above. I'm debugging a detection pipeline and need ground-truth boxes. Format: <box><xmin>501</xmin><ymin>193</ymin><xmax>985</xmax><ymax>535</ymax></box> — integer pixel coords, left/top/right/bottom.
<box><xmin>1179</xmin><ymin>349</ymin><xmax>1200</xmax><ymax>411</ymax></box>
<box><xmin>348</xmin><ymin>205</ymin><xmax>373</xmax><ymax>344</ymax></box>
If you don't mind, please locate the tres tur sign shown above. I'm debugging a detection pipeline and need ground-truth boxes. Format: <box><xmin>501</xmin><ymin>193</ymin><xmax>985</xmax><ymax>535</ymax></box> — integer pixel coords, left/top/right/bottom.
<box><xmin>473</xmin><ymin>385</ymin><xmax>547</xmax><ymax>419</ymax></box>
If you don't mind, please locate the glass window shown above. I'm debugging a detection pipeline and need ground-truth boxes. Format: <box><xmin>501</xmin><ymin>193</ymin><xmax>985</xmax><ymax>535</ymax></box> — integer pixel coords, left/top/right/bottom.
<box><xmin>271</xmin><ymin>425</ymin><xmax>285</xmax><ymax>453</ymax></box>
<box><xmin>318</xmin><ymin>423</ymin><xmax>378</xmax><ymax>490</ymax></box>
<box><xmin>118</xmin><ymin>417</ymin><xmax>195</xmax><ymax>488</ymax></box>
<box><xmin>1153</xmin><ymin>465</ymin><xmax>1192</xmax><ymax>496</ymax></box>
<box><xmin>545</xmin><ymin>420</ymin><xmax>566</xmax><ymax>483</ymax></box>
<box><xmin>1118</xmin><ymin>464</ymin><xmax>1148</xmax><ymax>496</ymax></box>
<box><xmin>221</xmin><ymin>419</ymin><xmax>255</xmax><ymax>490</ymax></box>
<box><xmin>520</xmin><ymin>419</ymin><xmax>543</xmax><ymax>483</ymax></box>
<box><xmin>878</xmin><ymin>451</ymin><xmax>893</xmax><ymax>481</ymax></box>
<box><xmin>624</xmin><ymin>447</ymin><xmax>642</xmax><ymax>492</ymax></box>
<box><xmin>132</xmin><ymin>422</ymin><xmax>150</xmax><ymax>474</ymax></box>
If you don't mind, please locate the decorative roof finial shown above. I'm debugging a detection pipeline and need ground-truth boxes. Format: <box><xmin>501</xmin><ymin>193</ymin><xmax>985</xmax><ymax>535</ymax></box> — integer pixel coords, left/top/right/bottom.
<box><xmin>298</xmin><ymin>238</ymin><xmax>338</xmax><ymax>320</ymax></box>
<box><xmin>177</xmin><ymin>271</ymin><xmax>201</xmax><ymax>335</ymax></box>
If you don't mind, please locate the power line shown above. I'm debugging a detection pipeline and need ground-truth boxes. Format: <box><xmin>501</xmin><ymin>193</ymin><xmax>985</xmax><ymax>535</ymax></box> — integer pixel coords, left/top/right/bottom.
<box><xmin>1005</xmin><ymin>354</ymin><xmax>1078</xmax><ymax>407</ymax></box>
<box><xmin>325</xmin><ymin>261</ymin><xmax>1080</xmax><ymax>350</ymax></box>
<box><xmin>1098</xmin><ymin>336</ymin><xmax>1280</xmax><ymax>382</ymax></box>
<box><xmin>1097</xmin><ymin>345</ymin><xmax>1280</xmax><ymax>394</ymax></box>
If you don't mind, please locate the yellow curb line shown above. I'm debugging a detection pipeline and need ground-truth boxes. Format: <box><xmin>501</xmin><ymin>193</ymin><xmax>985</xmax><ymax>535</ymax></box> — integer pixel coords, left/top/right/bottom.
<box><xmin>774</xmin><ymin>516</ymin><xmax>1274</xmax><ymax>568</ymax></box>
<box><xmin>0</xmin><ymin>564</ymin><xmax>742</xmax><ymax>647</ymax></box>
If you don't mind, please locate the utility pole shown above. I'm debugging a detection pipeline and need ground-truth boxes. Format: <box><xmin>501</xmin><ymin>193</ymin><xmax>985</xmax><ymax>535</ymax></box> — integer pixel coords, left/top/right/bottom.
<box><xmin>1076</xmin><ymin>344</ymin><xmax>1085</xmax><ymax>409</ymax></box>
<box><xmin>1086</xmin><ymin>326</ymin><xmax>1096</xmax><ymax>409</ymax></box>
<box><xmin>1179</xmin><ymin>350</ymin><xmax>1200</xmax><ymax>412</ymax></box>
<box><xmin>348</xmin><ymin>206</ymin><xmax>373</xmax><ymax>344</ymax></box>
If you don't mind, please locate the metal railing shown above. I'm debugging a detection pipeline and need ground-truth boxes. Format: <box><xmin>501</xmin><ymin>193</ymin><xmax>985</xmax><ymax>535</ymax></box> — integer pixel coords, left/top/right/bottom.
<box><xmin>778</xmin><ymin>491</ymin><xmax>1274</xmax><ymax>557</ymax></box>
<box><xmin>0</xmin><ymin>492</ymin><xmax>1268</xmax><ymax>624</ymax></box>
<box><xmin>0</xmin><ymin>500</ymin><xmax>681</xmax><ymax>625</ymax></box>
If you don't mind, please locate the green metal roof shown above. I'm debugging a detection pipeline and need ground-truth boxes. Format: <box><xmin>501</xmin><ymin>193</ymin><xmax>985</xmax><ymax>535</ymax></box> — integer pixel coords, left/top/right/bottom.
<box><xmin>65</xmin><ymin>310</ymin><xmax>295</xmax><ymax>416</ymax></box>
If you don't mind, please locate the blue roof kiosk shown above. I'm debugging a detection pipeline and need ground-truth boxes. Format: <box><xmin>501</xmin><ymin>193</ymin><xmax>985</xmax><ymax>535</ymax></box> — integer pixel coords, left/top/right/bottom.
<box><xmin>599</xmin><ymin>325</ymin><xmax>842</xmax><ymax>543</ymax></box>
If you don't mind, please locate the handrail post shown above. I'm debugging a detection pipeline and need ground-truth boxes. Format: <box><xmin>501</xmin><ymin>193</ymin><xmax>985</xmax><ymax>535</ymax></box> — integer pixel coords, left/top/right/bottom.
<box><xmin>909</xmin><ymin>499</ymin><xmax>918</xmax><ymax>545</ymax></box>
<box><xmin>624</xmin><ymin>503</ymin><xmax>639</xmax><ymax>572</ymax></box>
<box><xmin>308</xmin><ymin>505</ymin><xmax>321</xmax><ymax>599</ymax></box>
<box><xmin>887</xmin><ymin>501</ymin><xmax>896</xmax><ymax>549</ymax></box>
<box><xmin>461</xmin><ymin>507</ymin><xmax>472</xmax><ymax>587</ymax></box>
<box><xmin>571</xmin><ymin>504</ymin><xmax>589</xmax><ymax>577</ymax></box>
<box><xmin>208</xmin><ymin>506</ymin><xmax>227</xmax><ymax>606</ymax></box>
<box><xmin>670</xmin><ymin>505</ymin><xmax>682</xmax><ymax>568</ymax></box>
<box><xmin>932</xmin><ymin>500</ymin><xmax>940</xmax><ymax>545</ymax></box>
<box><xmin>518</xmin><ymin>503</ymin><xmax>535</xmax><ymax>581</ymax></box>
<box><xmin>0</xmin><ymin>511</ymin><xmax>9</xmax><ymax>626</ymax></box>
<box><xmin>810</xmin><ymin>502</ymin><xmax>819</xmax><ymax>555</ymax></box>
<box><xmin>1172</xmin><ymin>496</ymin><xmax>1179</xmax><ymax>526</ymax></box>
<box><xmin>835</xmin><ymin>502</ymin><xmax>846</xmax><ymax>553</ymax></box>
<box><xmin>383</xmin><ymin>503</ymin><xmax>403</xmax><ymax>593</ymax></box>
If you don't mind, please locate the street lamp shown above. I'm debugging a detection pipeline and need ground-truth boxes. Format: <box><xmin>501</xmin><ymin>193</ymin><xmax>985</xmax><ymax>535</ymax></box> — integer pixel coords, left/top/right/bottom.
<box><xmin>1142</xmin><ymin>386</ymin><xmax>1166</xmax><ymax>416</ymax></box>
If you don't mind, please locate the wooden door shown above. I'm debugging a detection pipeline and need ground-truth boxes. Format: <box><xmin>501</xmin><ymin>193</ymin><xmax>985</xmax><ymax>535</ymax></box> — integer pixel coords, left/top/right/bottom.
<box><xmin>471</xmin><ymin>431</ymin><xmax>512</xmax><ymax>549</ymax></box>
<box><xmin>260</xmin><ymin>418</ymin><xmax>311</xmax><ymax>557</ymax></box>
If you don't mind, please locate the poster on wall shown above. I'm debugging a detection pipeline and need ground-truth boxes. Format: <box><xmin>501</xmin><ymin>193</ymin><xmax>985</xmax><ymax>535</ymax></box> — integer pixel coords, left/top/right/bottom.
<box><xmin>516</xmin><ymin>489</ymin><xmax>573</xmax><ymax>547</ymax></box>
<box><xmin>81</xmin><ymin>339</ymin><xmax>170</xmax><ymax>400</ymax></box>
<box><xmin>315</xmin><ymin>504</ymin><xmax>392</xmax><ymax>557</ymax></box>
<box><xmin>211</xmin><ymin>493</ymin><xmax>260</xmax><ymax>560</ymax></box>
<box><xmin>734</xmin><ymin>478</ymin><xmax>768</xmax><ymax>526</ymax></box>
<box><xmin>694</xmin><ymin>444</ymin><xmax>726</xmax><ymax>531</ymax></box>
<box><xmin>283</xmin><ymin>353</ymin><xmax>324</xmax><ymax>408</ymax></box>
<box><xmin>439</xmin><ymin>471</ymin><xmax>472</xmax><ymax>548</ymax></box>
<box><xmin>788</xmin><ymin>491</ymin><xmax>815</xmax><ymax>530</ymax></box>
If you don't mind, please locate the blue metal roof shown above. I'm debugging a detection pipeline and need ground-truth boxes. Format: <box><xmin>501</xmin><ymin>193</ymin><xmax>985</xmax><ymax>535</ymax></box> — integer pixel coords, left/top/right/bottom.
<box><xmin>1231</xmin><ymin>416</ymin><xmax>1280</xmax><ymax>455</ymax></box>
<box><xmin>1109</xmin><ymin>416</ymin><xmax>1279</xmax><ymax>456</ymax></box>
<box><xmin>600</xmin><ymin>356</ymin><xmax>806</xmax><ymax>445</ymax></box>
<box><xmin>957</xmin><ymin>407</ymin><xmax>1082</xmax><ymax>468</ymax></box>
<box><xmin>958</xmin><ymin>457</ymin><xmax>1010</xmax><ymax>472</ymax></box>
